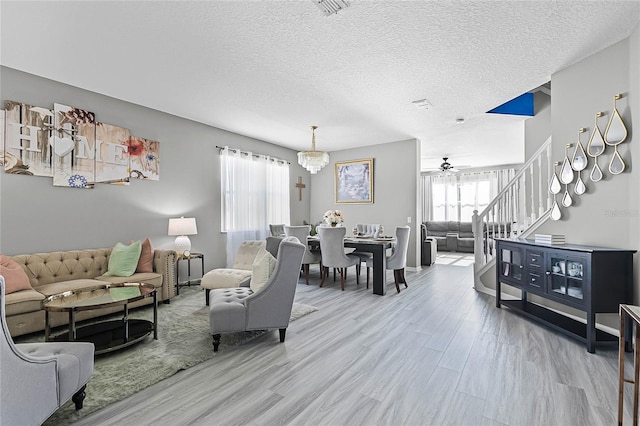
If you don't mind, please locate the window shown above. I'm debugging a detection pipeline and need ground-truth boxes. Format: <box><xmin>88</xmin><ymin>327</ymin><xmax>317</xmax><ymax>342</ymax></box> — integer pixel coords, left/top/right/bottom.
<box><xmin>220</xmin><ymin>147</ymin><xmax>290</xmax><ymax>266</ymax></box>
<box><xmin>423</xmin><ymin>169</ymin><xmax>514</xmax><ymax>222</ymax></box>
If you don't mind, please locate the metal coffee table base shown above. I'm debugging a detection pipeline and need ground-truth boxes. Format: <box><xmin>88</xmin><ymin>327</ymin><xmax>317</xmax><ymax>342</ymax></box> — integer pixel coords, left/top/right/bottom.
<box><xmin>50</xmin><ymin>318</ymin><xmax>156</xmax><ymax>355</ymax></box>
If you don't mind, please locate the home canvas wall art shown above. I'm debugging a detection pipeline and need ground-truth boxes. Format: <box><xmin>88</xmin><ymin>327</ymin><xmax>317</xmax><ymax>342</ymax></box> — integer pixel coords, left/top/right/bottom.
<box><xmin>96</xmin><ymin>123</ymin><xmax>131</xmax><ymax>185</ymax></box>
<box><xmin>3</xmin><ymin>101</ymin><xmax>54</xmax><ymax>176</ymax></box>
<box><xmin>127</xmin><ymin>137</ymin><xmax>160</xmax><ymax>181</ymax></box>
<box><xmin>53</xmin><ymin>103</ymin><xmax>96</xmax><ymax>188</ymax></box>
<box><xmin>2</xmin><ymin>99</ymin><xmax>161</xmax><ymax>188</ymax></box>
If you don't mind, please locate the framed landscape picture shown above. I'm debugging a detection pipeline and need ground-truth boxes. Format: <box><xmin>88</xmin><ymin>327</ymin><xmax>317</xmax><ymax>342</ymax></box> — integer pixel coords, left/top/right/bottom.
<box><xmin>335</xmin><ymin>158</ymin><xmax>373</xmax><ymax>204</ymax></box>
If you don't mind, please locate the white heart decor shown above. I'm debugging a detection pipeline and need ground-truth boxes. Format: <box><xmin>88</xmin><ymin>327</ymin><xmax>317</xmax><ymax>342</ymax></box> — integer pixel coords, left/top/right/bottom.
<box><xmin>54</xmin><ymin>137</ymin><xmax>75</xmax><ymax>157</ymax></box>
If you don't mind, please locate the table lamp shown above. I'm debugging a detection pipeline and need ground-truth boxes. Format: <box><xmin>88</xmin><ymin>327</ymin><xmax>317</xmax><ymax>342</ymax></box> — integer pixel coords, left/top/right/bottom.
<box><xmin>168</xmin><ymin>217</ymin><xmax>197</xmax><ymax>255</ymax></box>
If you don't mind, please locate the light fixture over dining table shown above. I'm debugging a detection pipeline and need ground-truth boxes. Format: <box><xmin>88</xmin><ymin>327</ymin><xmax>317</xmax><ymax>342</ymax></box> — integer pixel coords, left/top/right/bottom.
<box><xmin>297</xmin><ymin>125</ymin><xmax>330</xmax><ymax>174</ymax></box>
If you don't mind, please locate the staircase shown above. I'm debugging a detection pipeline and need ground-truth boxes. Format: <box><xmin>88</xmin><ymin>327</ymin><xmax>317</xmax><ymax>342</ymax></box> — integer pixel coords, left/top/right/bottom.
<box><xmin>472</xmin><ymin>136</ymin><xmax>552</xmax><ymax>294</ymax></box>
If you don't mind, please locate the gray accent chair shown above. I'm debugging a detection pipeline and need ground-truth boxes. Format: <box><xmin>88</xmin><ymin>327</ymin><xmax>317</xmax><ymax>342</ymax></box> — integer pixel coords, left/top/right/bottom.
<box><xmin>366</xmin><ymin>226</ymin><xmax>411</xmax><ymax>293</ymax></box>
<box><xmin>266</xmin><ymin>236</ymin><xmax>285</xmax><ymax>258</ymax></box>
<box><xmin>208</xmin><ymin>237</ymin><xmax>305</xmax><ymax>352</ymax></box>
<box><xmin>317</xmin><ymin>226</ymin><xmax>360</xmax><ymax>290</ymax></box>
<box><xmin>0</xmin><ymin>276</ymin><xmax>95</xmax><ymax>425</ymax></box>
<box><xmin>284</xmin><ymin>225</ymin><xmax>322</xmax><ymax>285</ymax></box>
<box><xmin>269</xmin><ymin>224</ymin><xmax>286</xmax><ymax>237</ymax></box>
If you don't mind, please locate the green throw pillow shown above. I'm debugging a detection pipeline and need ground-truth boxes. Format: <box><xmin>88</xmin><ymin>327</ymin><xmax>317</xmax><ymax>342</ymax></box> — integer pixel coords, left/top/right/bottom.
<box><xmin>104</xmin><ymin>241</ymin><xmax>142</xmax><ymax>277</ymax></box>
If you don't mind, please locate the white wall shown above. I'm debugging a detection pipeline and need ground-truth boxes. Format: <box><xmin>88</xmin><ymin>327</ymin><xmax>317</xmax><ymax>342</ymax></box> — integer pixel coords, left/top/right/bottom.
<box><xmin>0</xmin><ymin>67</ymin><xmax>311</xmax><ymax>283</ymax></box>
<box><xmin>482</xmin><ymin>25</ymin><xmax>639</xmax><ymax>330</ymax></box>
<box><xmin>309</xmin><ymin>139</ymin><xmax>421</xmax><ymax>268</ymax></box>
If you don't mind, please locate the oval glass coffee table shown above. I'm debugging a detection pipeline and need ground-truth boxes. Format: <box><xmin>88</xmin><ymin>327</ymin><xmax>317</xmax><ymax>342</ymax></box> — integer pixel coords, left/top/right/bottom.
<box><xmin>43</xmin><ymin>282</ymin><xmax>157</xmax><ymax>355</ymax></box>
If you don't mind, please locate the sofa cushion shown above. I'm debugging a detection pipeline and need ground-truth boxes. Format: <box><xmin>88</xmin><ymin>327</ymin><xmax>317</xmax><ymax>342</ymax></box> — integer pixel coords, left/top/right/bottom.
<box><xmin>250</xmin><ymin>248</ymin><xmax>276</xmax><ymax>293</ymax></box>
<box><xmin>4</xmin><ymin>289</ymin><xmax>45</xmax><ymax>316</ymax></box>
<box><xmin>104</xmin><ymin>241</ymin><xmax>142</xmax><ymax>277</ymax></box>
<box><xmin>232</xmin><ymin>241</ymin><xmax>267</xmax><ymax>270</ymax></box>
<box><xmin>201</xmin><ymin>269</ymin><xmax>252</xmax><ymax>290</ymax></box>
<box><xmin>0</xmin><ymin>254</ymin><xmax>33</xmax><ymax>294</ymax></box>
<box><xmin>135</xmin><ymin>238</ymin><xmax>154</xmax><ymax>273</ymax></box>
<box><xmin>458</xmin><ymin>222</ymin><xmax>474</xmax><ymax>238</ymax></box>
<box><xmin>425</xmin><ymin>221</ymin><xmax>461</xmax><ymax>237</ymax></box>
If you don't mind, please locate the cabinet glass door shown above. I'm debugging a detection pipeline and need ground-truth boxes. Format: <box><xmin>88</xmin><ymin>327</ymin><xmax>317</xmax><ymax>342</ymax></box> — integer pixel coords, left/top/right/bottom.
<box><xmin>549</xmin><ymin>256</ymin><xmax>584</xmax><ymax>300</ymax></box>
<box><xmin>500</xmin><ymin>246</ymin><xmax>523</xmax><ymax>281</ymax></box>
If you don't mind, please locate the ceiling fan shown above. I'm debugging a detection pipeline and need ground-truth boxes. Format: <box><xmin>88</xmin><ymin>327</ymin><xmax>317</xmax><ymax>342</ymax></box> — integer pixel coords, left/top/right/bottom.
<box><xmin>423</xmin><ymin>156</ymin><xmax>472</xmax><ymax>173</ymax></box>
<box><xmin>439</xmin><ymin>157</ymin><xmax>458</xmax><ymax>173</ymax></box>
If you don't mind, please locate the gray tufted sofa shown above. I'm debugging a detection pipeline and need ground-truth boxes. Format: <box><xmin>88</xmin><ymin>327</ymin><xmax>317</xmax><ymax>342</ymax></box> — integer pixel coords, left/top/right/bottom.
<box><xmin>5</xmin><ymin>247</ymin><xmax>176</xmax><ymax>337</ymax></box>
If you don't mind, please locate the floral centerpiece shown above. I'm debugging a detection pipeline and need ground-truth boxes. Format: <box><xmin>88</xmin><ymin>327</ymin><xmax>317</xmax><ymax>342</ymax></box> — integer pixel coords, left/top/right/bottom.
<box><xmin>323</xmin><ymin>210</ymin><xmax>344</xmax><ymax>227</ymax></box>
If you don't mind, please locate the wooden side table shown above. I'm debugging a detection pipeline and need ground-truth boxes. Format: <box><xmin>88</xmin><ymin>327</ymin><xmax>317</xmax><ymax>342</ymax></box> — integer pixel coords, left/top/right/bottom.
<box><xmin>619</xmin><ymin>304</ymin><xmax>639</xmax><ymax>425</ymax></box>
<box><xmin>176</xmin><ymin>252</ymin><xmax>204</xmax><ymax>295</ymax></box>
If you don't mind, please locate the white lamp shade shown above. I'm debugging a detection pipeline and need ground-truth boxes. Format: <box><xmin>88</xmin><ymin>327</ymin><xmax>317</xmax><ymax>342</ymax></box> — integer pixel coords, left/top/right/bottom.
<box><xmin>168</xmin><ymin>217</ymin><xmax>198</xmax><ymax>236</ymax></box>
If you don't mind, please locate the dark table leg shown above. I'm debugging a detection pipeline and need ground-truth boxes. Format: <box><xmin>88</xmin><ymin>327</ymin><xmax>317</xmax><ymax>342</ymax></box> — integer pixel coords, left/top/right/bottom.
<box><xmin>176</xmin><ymin>259</ymin><xmax>180</xmax><ymax>295</ymax></box>
<box><xmin>153</xmin><ymin>291</ymin><xmax>158</xmax><ymax>340</ymax></box>
<box><xmin>371</xmin><ymin>244</ymin><xmax>387</xmax><ymax>296</ymax></box>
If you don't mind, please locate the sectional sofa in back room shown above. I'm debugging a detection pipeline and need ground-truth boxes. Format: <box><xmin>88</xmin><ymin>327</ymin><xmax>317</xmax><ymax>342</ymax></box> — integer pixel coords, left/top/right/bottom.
<box><xmin>421</xmin><ymin>220</ymin><xmax>513</xmax><ymax>255</ymax></box>
<box><xmin>421</xmin><ymin>221</ymin><xmax>475</xmax><ymax>253</ymax></box>
<box><xmin>0</xmin><ymin>239</ymin><xmax>177</xmax><ymax>337</ymax></box>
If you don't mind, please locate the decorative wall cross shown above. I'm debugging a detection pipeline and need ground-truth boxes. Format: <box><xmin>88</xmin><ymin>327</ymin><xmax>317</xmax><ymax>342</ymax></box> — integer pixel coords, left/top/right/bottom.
<box><xmin>295</xmin><ymin>176</ymin><xmax>306</xmax><ymax>201</ymax></box>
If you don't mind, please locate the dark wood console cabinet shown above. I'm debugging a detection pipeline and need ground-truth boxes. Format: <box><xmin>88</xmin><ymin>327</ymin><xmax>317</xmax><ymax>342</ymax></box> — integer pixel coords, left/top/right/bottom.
<box><xmin>495</xmin><ymin>238</ymin><xmax>635</xmax><ymax>353</ymax></box>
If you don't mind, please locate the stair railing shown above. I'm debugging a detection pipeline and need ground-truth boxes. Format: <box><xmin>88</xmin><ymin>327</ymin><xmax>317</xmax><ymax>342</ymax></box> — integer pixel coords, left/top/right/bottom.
<box><xmin>472</xmin><ymin>137</ymin><xmax>552</xmax><ymax>280</ymax></box>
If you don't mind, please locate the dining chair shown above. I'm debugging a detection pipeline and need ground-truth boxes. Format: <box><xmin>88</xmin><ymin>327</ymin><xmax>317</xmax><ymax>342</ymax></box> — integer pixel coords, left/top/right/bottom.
<box><xmin>317</xmin><ymin>226</ymin><xmax>360</xmax><ymax>290</ymax></box>
<box><xmin>269</xmin><ymin>224</ymin><xmax>286</xmax><ymax>237</ymax></box>
<box><xmin>284</xmin><ymin>225</ymin><xmax>322</xmax><ymax>285</ymax></box>
<box><xmin>351</xmin><ymin>223</ymin><xmax>381</xmax><ymax>277</ymax></box>
<box><xmin>356</xmin><ymin>223</ymin><xmax>381</xmax><ymax>237</ymax></box>
<box><xmin>366</xmin><ymin>226</ymin><xmax>411</xmax><ymax>293</ymax></box>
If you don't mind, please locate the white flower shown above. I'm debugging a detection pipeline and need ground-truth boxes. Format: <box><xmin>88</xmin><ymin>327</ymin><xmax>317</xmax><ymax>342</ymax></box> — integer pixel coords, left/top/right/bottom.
<box><xmin>323</xmin><ymin>209</ymin><xmax>345</xmax><ymax>225</ymax></box>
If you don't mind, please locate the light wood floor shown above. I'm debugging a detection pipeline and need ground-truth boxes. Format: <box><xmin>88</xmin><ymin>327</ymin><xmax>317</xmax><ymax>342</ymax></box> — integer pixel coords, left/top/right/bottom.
<box><xmin>76</xmin><ymin>256</ymin><xmax>635</xmax><ymax>425</ymax></box>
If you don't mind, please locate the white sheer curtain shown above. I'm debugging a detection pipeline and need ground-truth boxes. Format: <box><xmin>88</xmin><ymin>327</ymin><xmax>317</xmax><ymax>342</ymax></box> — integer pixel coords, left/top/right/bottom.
<box><xmin>220</xmin><ymin>147</ymin><xmax>290</xmax><ymax>266</ymax></box>
<box><xmin>422</xmin><ymin>168</ymin><xmax>515</xmax><ymax>222</ymax></box>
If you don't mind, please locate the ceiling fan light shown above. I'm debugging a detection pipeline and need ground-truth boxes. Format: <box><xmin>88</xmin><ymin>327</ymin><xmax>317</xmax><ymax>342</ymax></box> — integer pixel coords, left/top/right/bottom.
<box><xmin>313</xmin><ymin>0</ymin><xmax>350</xmax><ymax>16</ymax></box>
<box><xmin>297</xmin><ymin>126</ymin><xmax>330</xmax><ymax>174</ymax></box>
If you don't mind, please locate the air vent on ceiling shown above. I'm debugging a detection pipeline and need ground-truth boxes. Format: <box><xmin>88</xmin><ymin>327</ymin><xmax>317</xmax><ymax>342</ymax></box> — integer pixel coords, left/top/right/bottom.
<box><xmin>313</xmin><ymin>0</ymin><xmax>350</xmax><ymax>16</ymax></box>
<box><xmin>412</xmin><ymin>98</ymin><xmax>433</xmax><ymax>110</ymax></box>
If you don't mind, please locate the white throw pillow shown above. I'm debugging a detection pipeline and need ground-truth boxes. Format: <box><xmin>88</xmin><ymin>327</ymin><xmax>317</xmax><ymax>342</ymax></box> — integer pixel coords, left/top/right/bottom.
<box><xmin>250</xmin><ymin>248</ymin><xmax>277</xmax><ymax>293</ymax></box>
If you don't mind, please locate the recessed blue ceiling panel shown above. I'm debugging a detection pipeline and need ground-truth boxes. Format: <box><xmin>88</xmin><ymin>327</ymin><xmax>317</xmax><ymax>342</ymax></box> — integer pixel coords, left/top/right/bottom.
<box><xmin>487</xmin><ymin>92</ymin><xmax>534</xmax><ymax>116</ymax></box>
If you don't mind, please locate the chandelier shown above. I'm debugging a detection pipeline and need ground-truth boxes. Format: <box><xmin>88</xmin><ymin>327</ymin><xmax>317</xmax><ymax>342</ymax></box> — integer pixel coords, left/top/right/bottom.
<box><xmin>297</xmin><ymin>125</ymin><xmax>330</xmax><ymax>174</ymax></box>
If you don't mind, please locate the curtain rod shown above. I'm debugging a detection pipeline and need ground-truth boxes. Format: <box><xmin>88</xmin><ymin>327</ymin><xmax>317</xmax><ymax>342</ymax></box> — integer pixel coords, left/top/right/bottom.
<box><xmin>216</xmin><ymin>145</ymin><xmax>291</xmax><ymax>165</ymax></box>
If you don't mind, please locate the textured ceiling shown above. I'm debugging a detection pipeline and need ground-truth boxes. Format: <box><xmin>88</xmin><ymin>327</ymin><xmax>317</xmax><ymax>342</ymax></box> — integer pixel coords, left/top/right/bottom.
<box><xmin>2</xmin><ymin>1</ymin><xmax>639</xmax><ymax>171</ymax></box>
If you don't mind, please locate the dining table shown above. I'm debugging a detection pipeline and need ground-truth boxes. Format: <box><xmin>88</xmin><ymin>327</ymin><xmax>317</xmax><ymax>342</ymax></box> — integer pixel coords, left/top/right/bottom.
<box><xmin>307</xmin><ymin>235</ymin><xmax>395</xmax><ymax>296</ymax></box>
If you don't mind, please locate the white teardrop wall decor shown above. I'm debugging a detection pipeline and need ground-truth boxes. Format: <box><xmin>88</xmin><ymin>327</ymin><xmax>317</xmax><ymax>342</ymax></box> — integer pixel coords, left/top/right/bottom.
<box><xmin>561</xmin><ymin>188</ymin><xmax>573</xmax><ymax>207</ymax></box>
<box><xmin>549</xmin><ymin>162</ymin><xmax>562</xmax><ymax>194</ymax></box>
<box><xmin>587</xmin><ymin>112</ymin><xmax>606</xmax><ymax>157</ymax></box>
<box><xmin>610</xmin><ymin>149</ymin><xmax>626</xmax><ymax>175</ymax></box>
<box><xmin>571</xmin><ymin>129</ymin><xmax>588</xmax><ymax>171</ymax></box>
<box><xmin>604</xmin><ymin>94</ymin><xmax>627</xmax><ymax>146</ymax></box>
<box><xmin>550</xmin><ymin>199</ymin><xmax>562</xmax><ymax>221</ymax></box>
<box><xmin>590</xmin><ymin>162</ymin><xmax>603</xmax><ymax>182</ymax></box>
<box><xmin>574</xmin><ymin>175</ymin><xmax>586</xmax><ymax>195</ymax></box>
<box><xmin>560</xmin><ymin>144</ymin><xmax>574</xmax><ymax>184</ymax></box>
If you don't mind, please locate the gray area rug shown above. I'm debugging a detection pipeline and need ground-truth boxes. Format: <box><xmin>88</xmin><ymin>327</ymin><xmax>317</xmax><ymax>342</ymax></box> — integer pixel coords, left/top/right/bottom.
<box><xmin>15</xmin><ymin>287</ymin><xmax>317</xmax><ymax>425</ymax></box>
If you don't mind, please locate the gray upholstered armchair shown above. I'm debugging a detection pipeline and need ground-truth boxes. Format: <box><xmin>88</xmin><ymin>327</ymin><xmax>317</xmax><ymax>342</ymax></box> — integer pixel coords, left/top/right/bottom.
<box><xmin>0</xmin><ymin>275</ymin><xmax>95</xmax><ymax>425</ymax></box>
<box><xmin>208</xmin><ymin>237</ymin><xmax>305</xmax><ymax>352</ymax></box>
